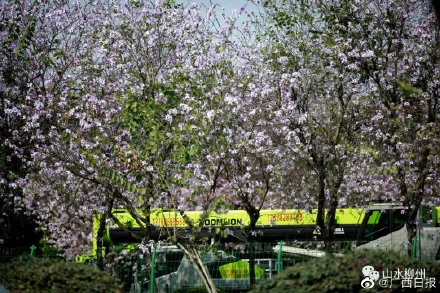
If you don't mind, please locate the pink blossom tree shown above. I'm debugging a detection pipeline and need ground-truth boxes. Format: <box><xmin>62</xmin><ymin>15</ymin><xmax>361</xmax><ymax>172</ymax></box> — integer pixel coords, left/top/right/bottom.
<box><xmin>4</xmin><ymin>2</ymin><xmax>440</xmax><ymax>292</ymax></box>
<box><xmin>4</xmin><ymin>0</ymin><xmax>246</xmax><ymax>291</ymax></box>
<box><xmin>320</xmin><ymin>0</ymin><xmax>440</xmax><ymax>244</ymax></box>
<box><xmin>254</xmin><ymin>0</ymin><xmax>440</xmax><ymax>246</ymax></box>
<box><xmin>253</xmin><ymin>0</ymin><xmax>365</xmax><ymax>245</ymax></box>
<box><xmin>0</xmin><ymin>0</ymin><xmax>115</xmax><ymax>251</ymax></box>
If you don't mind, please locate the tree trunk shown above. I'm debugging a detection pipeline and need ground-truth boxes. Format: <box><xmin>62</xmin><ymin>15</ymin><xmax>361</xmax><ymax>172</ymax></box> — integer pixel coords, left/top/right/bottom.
<box><xmin>96</xmin><ymin>198</ymin><xmax>114</xmax><ymax>270</ymax></box>
<box><xmin>248</xmin><ymin>231</ymin><xmax>257</xmax><ymax>288</ymax></box>
<box><xmin>245</xmin><ymin>205</ymin><xmax>260</xmax><ymax>288</ymax></box>
<box><xmin>177</xmin><ymin>244</ymin><xmax>218</xmax><ymax>293</ymax></box>
<box><xmin>403</xmin><ymin>146</ymin><xmax>430</xmax><ymax>257</ymax></box>
<box><xmin>324</xmin><ymin>166</ymin><xmax>344</xmax><ymax>249</ymax></box>
<box><xmin>315</xmin><ymin>156</ymin><xmax>327</xmax><ymax>239</ymax></box>
<box><xmin>96</xmin><ymin>215</ymin><xmax>105</xmax><ymax>270</ymax></box>
<box><xmin>324</xmin><ymin>195</ymin><xmax>338</xmax><ymax>251</ymax></box>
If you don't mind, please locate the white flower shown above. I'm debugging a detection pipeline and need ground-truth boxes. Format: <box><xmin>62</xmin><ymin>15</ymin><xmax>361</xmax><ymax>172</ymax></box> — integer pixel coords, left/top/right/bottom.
<box><xmin>206</xmin><ymin>110</ymin><xmax>215</xmax><ymax>120</ymax></box>
<box><xmin>338</xmin><ymin>52</ymin><xmax>347</xmax><ymax>63</ymax></box>
<box><xmin>224</xmin><ymin>94</ymin><xmax>238</xmax><ymax>105</ymax></box>
<box><xmin>165</xmin><ymin>114</ymin><xmax>172</xmax><ymax>123</ymax></box>
<box><xmin>278</xmin><ymin>56</ymin><xmax>289</xmax><ymax>65</ymax></box>
<box><xmin>298</xmin><ymin>113</ymin><xmax>308</xmax><ymax>124</ymax></box>
<box><xmin>361</xmin><ymin>50</ymin><xmax>375</xmax><ymax>58</ymax></box>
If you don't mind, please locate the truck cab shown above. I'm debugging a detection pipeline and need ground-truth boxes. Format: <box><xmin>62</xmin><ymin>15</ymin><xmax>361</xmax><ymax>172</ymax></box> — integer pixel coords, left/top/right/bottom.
<box><xmin>356</xmin><ymin>203</ymin><xmax>408</xmax><ymax>244</ymax></box>
<box><xmin>355</xmin><ymin>203</ymin><xmax>440</xmax><ymax>261</ymax></box>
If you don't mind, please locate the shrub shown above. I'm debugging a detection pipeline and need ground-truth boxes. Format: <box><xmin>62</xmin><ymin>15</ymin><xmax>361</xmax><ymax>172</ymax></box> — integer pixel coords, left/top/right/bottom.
<box><xmin>250</xmin><ymin>249</ymin><xmax>440</xmax><ymax>293</ymax></box>
<box><xmin>0</xmin><ymin>256</ymin><xmax>124</xmax><ymax>293</ymax></box>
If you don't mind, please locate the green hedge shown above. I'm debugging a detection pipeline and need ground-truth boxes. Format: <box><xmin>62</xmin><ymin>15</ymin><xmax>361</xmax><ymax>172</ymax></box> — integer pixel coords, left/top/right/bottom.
<box><xmin>250</xmin><ymin>249</ymin><xmax>440</xmax><ymax>293</ymax></box>
<box><xmin>0</xmin><ymin>256</ymin><xmax>124</xmax><ymax>293</ymax></box>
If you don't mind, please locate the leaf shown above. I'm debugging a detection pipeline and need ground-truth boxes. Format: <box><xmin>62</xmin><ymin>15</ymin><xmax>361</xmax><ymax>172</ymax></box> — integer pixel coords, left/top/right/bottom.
<box><xmin>397</xmin><ymin>81</ymin><xmax>422</xmax><ymax>96</ymax></box>
<box><xmin>14</xmin><ymin>20</ymin><xmax>34</xmax><ymax>56</ymax></box>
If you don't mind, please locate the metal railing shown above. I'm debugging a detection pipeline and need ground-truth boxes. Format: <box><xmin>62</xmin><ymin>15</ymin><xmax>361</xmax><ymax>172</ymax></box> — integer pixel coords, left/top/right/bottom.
<box><xmin>107</xmin><ymin>241</ymin><xmax>355</xmax><ymax>293</ymax></box>
<box><xmin>105</xmin><ymin>240</ymin><xmax>440</xmax><ymax>293</ymax></box>
<box><xmin>2</xmin><ymin>240</ymin><xmax>438</xmax><ymax>293</ymax></box>
<box><xmin>0</xmin><ymin>245</ymin><xmax>63</xmax><ymax>263</ymax></box>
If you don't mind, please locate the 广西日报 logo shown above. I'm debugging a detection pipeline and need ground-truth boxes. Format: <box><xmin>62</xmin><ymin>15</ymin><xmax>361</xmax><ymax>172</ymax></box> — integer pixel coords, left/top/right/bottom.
<box><xmin>360</xmin><ymin>265</ymin><xmax>436</xmax><ymax>289</ymax></box>
<box><xmin>361</xmin><ymin>265</ymin><xmax>380</xmax><ymax>289</ymax></box>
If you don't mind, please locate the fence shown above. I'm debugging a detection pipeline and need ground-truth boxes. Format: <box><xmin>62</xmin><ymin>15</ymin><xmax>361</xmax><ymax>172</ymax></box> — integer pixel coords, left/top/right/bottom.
<box><xmin>0</xmin><ymin>246</ymin><xmax>30</xmax><ymax>263</ymax></box>
<box><xmin>0</xmin><ymin>245</ymin><xmax>64</xmax><ymax>264</ymax></box>
<box><xmin>104</xmin><ymin>240</ymin><xmax>440</xmax><ymax>293</ymax></box>
<box><xmin>0</xmin><ymin>245</ymin><xmax>60</xmax><ymax>262</ymax></box>
<box><xmin>1</xmin><ymin>240</ymin><xmax>439</xmax><ymax>293</ymax></box>
<box><xmin>105</xmin><ymin>241</ymin><xmax>357</xmax><ymax>293</ymax></box>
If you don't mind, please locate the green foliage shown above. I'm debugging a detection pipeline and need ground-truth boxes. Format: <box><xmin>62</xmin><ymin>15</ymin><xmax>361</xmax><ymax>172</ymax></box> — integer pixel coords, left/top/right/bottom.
<box><xmin>37</xmin><ymin>242</ymin><xmax>63</xmax><ymax>259</ymax></box>
<box><xmin>250</xmin><ymin>250</ymin><xmax>440</xmax><ymax>293</ymax></box>
<box><xmin>100</xmin><ymin>168</ymin><xmax>147</xmax><ymax>195</ymax></box>
<box><xmin>0</xmin><ymin>256</ymin><xmax>124</xmax><ymax>293</ymax></box>
<box><xmin>397</xmin><ymin>81</ymin><xmax>423</xmax><ymax>97</ymax></box>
